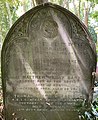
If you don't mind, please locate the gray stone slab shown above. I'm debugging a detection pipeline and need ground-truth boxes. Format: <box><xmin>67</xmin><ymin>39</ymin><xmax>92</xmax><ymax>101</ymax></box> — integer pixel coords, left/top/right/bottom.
<box><xmin>1</xmin><ymin>3</ymin><xmax>97</xmax><ymax>120</ymax></box>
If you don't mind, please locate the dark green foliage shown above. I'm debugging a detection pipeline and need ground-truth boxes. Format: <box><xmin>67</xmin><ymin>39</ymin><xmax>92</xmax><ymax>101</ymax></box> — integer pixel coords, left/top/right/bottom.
<box><xmin>88</xmin><ymin>26</ymin><xmax>97</xmax><ymax>43</ymax></box>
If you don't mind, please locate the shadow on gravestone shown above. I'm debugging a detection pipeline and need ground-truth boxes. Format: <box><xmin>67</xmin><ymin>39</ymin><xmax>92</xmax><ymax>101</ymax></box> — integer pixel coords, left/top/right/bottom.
<box><xmin>1</xmin><ymin>2</ymin><xmax>97</xmax><ymax>120</ymax></box>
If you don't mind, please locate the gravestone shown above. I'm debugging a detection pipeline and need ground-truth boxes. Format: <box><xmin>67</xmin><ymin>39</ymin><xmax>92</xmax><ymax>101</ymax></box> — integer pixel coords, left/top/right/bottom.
<box><xmin>1</xmin><ymin>3</ymin><xmax>97</xmax><ymax>120</ymax></box>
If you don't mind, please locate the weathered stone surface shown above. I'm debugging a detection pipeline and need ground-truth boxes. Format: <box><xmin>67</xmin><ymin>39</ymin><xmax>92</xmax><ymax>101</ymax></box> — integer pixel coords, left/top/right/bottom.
<box><xmin>1</xmin><ymin>3</ymin><xmax>96</xmax><ymax>120</ymax></box>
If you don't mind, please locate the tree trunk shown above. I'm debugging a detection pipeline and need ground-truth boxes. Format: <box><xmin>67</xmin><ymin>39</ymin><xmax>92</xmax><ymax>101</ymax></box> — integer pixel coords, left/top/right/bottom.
<box><xmin>78</xmin><ymin>0</ymin><xmax>81</xmax><ymax>18</ymax></box>
<box><xmin>22</xmin><ymin>0</ymin><xmax>27</xmax><ymax>13</ymax></box>
<box><xmin>62</xmin><ymin>0</ymin><xmax>69</xmax><ymax>9</ymax></box>
<box><xmin>32</xmin><ymin>0</ymin><xmax>48</xmax><ymax>6</ymax></box>
<box><xmin>0</xmin><ymin>26</ymin><xmax>2</xmax><ymax>44</ymax></box>
<box><xmin>73</xmin><ymin>0</ymin><xmax>78</xmax><ymax>16</ymax></box>
<box><xmin>5</xmin><ymin>2</ymin><xmax>12</xmax><ymax>28</ymax></box>
<box><xmin>84</xmin><ymin>1</ymin><xmax>88</xmax><ymax>28</ymax></box>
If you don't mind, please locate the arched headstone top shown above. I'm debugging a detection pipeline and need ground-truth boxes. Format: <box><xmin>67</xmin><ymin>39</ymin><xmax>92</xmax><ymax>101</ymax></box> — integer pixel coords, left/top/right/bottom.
<box><xmin>1</xmin><ymin>2</ymin><xmax>97</xmax><ymax>120</ymax></box>
<box><xmin>2</xmin><ymin>3</ymin><xmax>95</xmax><ymax>51</ymax></box>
